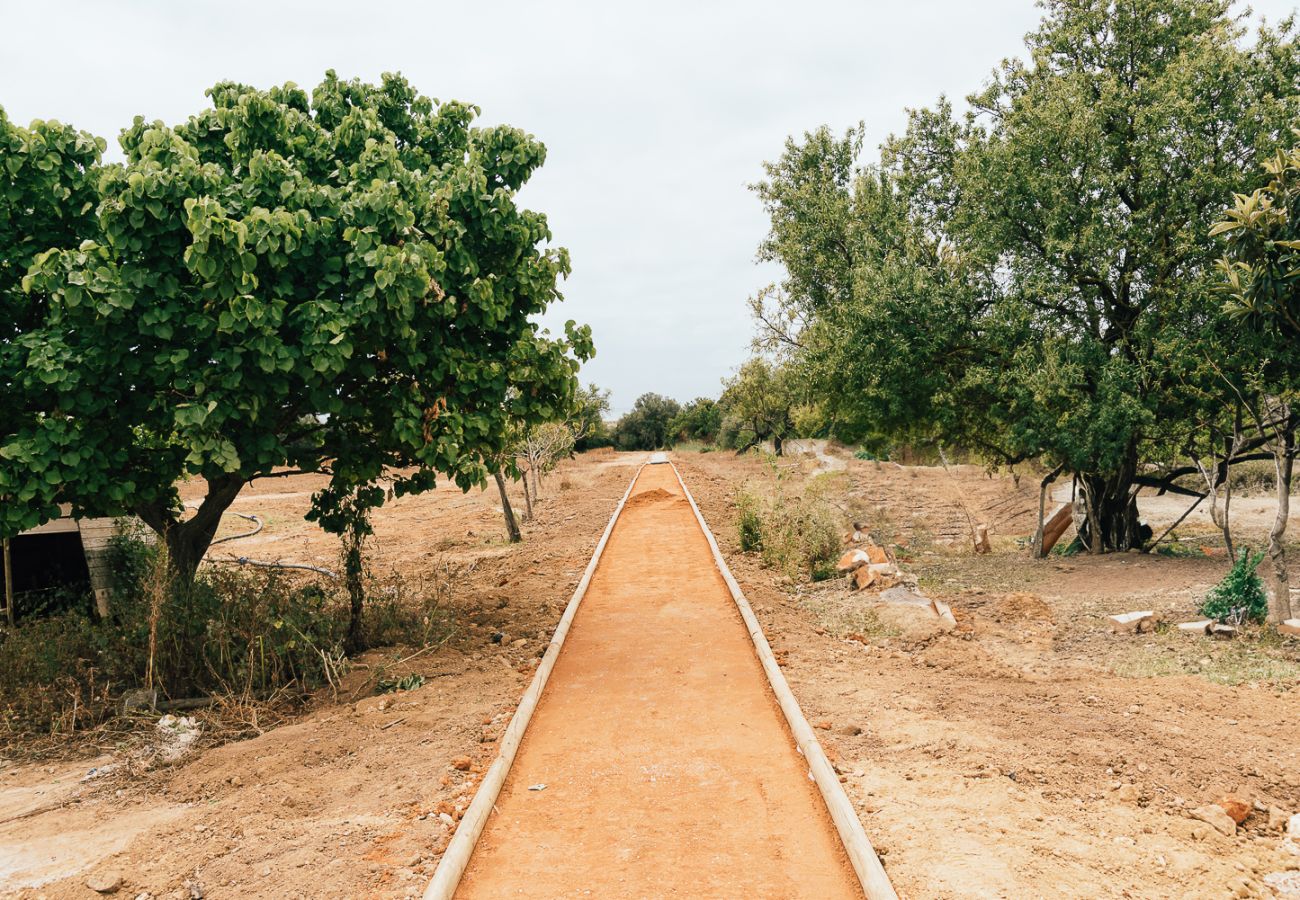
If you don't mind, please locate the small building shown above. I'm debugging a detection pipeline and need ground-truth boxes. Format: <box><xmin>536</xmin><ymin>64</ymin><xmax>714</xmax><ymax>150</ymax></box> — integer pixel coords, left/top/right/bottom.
<box><xmin>1</xmin><ymin>505</ymin><xmax>128</xmax><ymax>621</ymax></box>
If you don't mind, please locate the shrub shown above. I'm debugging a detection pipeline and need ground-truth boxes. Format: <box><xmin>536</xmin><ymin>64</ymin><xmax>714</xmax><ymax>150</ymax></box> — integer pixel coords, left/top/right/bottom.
<box><xmin>736</xmin><ymin>489</ymin><xmax>764</xmax><ymax>552</ymax></box>
<box><xmin>1201</xmin><ymin>549</ymin><xmax>1268</xmax><ymax>624</ymax></box>
<box><xmin>735</xmin><ymin>475</ymin><xmax>841</xmax><ymax>581</ymax></box>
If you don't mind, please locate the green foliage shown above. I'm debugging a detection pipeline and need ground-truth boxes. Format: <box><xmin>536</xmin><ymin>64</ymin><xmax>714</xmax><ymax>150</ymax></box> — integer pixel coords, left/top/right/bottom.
<box><xmin>718</xmin><ymin>358</ymin><xmax>799</xmax><ymax>453</ymax></box>
<box><xmin>750</xmin><ymin>1</ymin><xmax>1300</xmax><ymax>550</ymax></box>
<box><xmin>1214</xmin><ymin>141</ymin><xmax>1300</xmax><ymax>337</ymax></box>
<box><xmin>1201</xmin><ymin>549</ymin><xmax>1269</xmax><ymax>624</ymax></box>
<box><xmin>736</xmin><ymin>489</ymin><xmax>764</xmax><ymax>552</ymax></box>
<box><xmin>377</xmin><ymin>672</ymin><xmax>425</xmax><ymax>693</ymax></box>
<box><xmin>0</xmin><ymin>73</ymin><xmax>591</xmax><ymax>579</ymax></box>
<box><xmin>571</xmin><ymin>383</ymin><xmax>613</xmax><ymax>450</ymax></box>
<box><xmin>669</xmin><ymin>397</ymin><xmax>723</xmax><ymax>444</ymax></box>
<box><xmin>735</xmin><ymin>468</ymin><xmax>841</xmax><ymax>581</ymax></box>
<box><xmin>613</xmin><ymin>393</ymin><xmax>681</xmax><ymax>450</ymax></box>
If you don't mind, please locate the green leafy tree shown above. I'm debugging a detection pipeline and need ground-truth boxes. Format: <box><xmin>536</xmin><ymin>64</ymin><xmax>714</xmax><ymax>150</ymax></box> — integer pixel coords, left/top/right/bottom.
<box><xmin>571</xmin><ymin>382</ymin><xmax>613</xmax><ymax>450</ymax></box>
<box><xmin>1</xmin><ymin>108</ymin><xmax>106</xmax><ymax>524</ymax></box>
<box><xmin>1211</xmin><ymin>144</ymin><xmax>1300</xmax><ymax>620</ymax></box>
<box><xmin>614</xmin><ymin>393</ymin><xmax>681</xmax><ymax>450</ymax></box>
<box><xmin>753</xmin><ymin>0</ymin><xmax>1300</xmax><ymax>550</ymax></box>
<box><xmin>719</xmin><ymin>359</ymin><xmax>798</xmax><ymax>455</ymax></box>
<box><xmin>669</xmin><ymin>397</ymin><xmax>723</xmax><ymax>443</ymax></box>
<box><xmin>1</xmin><ymin>73</ymin><xmax>591</xmax><ymax>585</ymax></box>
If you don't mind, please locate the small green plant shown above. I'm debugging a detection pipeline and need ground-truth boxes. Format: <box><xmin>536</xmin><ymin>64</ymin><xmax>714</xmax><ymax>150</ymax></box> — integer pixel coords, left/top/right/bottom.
<box><xmin>377</xmin><ymin>673</ymin><xmax>426</xmax><ymax>693</ymax></box>
<box><xmin>1155</xmin><ymin>540</ymin><xmax>1203</xmax><ymax>558</ymax></box>
<box><xmin>1201</xmin><ymin>549</ymin><xmax>1268</xmax><ymax>624</ymax></box>
<box><xmin>736</xmin><ymin>489</ymin><xmax>764</xmax><ymax>552</ymax></box>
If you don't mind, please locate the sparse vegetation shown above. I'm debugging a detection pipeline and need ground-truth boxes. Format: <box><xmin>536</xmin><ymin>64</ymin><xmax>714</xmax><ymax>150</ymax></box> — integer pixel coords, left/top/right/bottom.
<box><xmin>1201</xmin><ymin>549</ymin><xmax>1269</xmax><ymax>624</ymax></box>
<box><xmin>735</xmin><ymin>464</ymin><xmax>841</xmax><ymax>581</ymax></box>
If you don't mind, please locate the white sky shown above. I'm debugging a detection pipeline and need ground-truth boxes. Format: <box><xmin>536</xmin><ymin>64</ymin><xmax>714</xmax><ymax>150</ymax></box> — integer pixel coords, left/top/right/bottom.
<box><xmin>3</xmin><ymin>1</ymin><xmax>1296</xmax><ymax>414</ymax></box>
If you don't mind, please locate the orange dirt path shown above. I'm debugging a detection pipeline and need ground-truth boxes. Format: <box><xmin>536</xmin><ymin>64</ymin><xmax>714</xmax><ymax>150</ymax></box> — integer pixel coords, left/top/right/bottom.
<box><xmin>455</xmin><ymin>463</ymin><xmax>863</xmax><ymax>899</ymax></box>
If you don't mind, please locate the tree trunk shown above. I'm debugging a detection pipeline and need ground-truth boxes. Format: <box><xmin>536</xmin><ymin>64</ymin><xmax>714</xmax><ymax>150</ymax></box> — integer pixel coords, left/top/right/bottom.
<box><xmin>1265</xmin><ymin>430</ymin><xmax>1294</xmax><ymax>623</ymax></box>
<box><xmin>520</xmin><ymin>469</ymin><xmax>534</xmax><ymax>521</ymax></box>
<box><xmin>139</xmin><ymin>475</ymin><xmax>246</xmax><ymax>588</ymax></box>
<box><xmin>494</xmin><ymin>472</ymin><xmax>522</xmax><ymax>543</ymax></box>
<box><xmin>773</xmin><ymin>434</ymin><xmax>784</xmax><ymax>456</ymax></box>
<box><xmin>343</xmin><ymin>534</ymin><xmax>366</xmax><ymax>654</ymax></box>
<box><xmin>1077</xmin><ymin>456</ymin><xmax>1142</xmax><ymax>553</ymax></box>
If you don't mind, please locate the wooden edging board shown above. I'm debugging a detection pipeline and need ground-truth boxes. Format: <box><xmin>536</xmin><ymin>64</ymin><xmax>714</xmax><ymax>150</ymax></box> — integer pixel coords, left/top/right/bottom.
<box><xmin>668</xmin><ymin>460</ymin><xmax>899</xmax><ymax>900</ymax></box>
<box><xmin>421</xmin><ymin>461</ymin><xmax>647</xmax><ymax>900</ymax></box>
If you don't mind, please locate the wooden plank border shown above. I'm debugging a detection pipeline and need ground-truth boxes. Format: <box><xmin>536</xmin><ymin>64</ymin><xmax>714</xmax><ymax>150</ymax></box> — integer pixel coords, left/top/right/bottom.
<box><xmin>667</xmin><ymin>460</ymin><xmax>898</xmax><ymax>900</ymax></box>
<box><xmin>422</xmin><ymin>462</ymin><xmax>647</xmax><ymax>900</ymax></box>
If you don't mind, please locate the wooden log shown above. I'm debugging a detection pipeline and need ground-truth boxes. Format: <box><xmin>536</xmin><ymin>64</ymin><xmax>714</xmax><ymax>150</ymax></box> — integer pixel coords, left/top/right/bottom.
<box><xmin>1038</xmin><ymin>503</ymin><xmax>1073</xmax><ymax>556</ymax></box>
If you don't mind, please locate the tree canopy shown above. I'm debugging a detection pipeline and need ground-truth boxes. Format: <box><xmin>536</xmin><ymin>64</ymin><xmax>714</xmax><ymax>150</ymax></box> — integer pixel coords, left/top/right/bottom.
<box><xmin>0</xmin><ymin>73</ymin><xmax>591</xmax><ymax>578</ymax></box>
<box><xmin>751</xmin><ymin>0</ymin><xmax>1300</xmax><ymax>550</ymax></box>
<box><xmin>613</xmin><ymin>393</ymin><xmax>681</xmax><ymax>450</ymax></box>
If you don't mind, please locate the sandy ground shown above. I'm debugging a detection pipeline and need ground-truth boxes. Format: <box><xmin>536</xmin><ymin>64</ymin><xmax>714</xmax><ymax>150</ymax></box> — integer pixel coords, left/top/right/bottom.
<box><xmin>3</xmin><ymin>447</ymin><xmax>1300</xmax><ymax>899</ymax></box>
<box><xmin>458</xmin><ymin>464</ymin><xmax>859</xmax><ymax>898</ymax></box>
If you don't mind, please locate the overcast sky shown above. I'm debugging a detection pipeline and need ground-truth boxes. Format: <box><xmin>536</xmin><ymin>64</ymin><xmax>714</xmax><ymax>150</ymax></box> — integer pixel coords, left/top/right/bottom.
<box><xmin>3</xmin><ymin>1</ymin><xmax>1296</xmax><ymax>414</ymax></box>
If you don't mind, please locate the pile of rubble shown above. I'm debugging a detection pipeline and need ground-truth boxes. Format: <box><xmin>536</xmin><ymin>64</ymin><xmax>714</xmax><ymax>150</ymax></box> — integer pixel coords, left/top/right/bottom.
<box><xmin>835</xmin><ymin>522</ymin><xmax>956</xmax><ymax>634</ymax></box>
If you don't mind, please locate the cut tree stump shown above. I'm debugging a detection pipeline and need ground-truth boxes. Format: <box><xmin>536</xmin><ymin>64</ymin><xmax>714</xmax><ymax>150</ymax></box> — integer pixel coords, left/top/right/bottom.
<box><xmin>1177</xmin><ymin>620</ymin><xmax>1213</xmax><ymax>635</ymax></box>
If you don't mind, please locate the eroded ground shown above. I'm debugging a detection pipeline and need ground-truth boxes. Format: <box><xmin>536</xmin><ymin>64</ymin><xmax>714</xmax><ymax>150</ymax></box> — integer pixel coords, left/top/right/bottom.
<box><xmin>4</xmin><ymin>448</ymin><xmax>1300</xmax><ymax>899</ymax></box>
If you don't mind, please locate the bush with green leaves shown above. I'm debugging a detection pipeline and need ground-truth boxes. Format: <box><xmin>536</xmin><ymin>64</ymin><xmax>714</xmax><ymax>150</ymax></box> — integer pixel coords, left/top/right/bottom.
<box><xmin>1201</xmin><ymin>549</ymin><xmax>1268</xmax><ymax>624</ymax></box>
<box><xmin>735</xmin><ymin>470</ymin><xmax>841</xmax><ymax>581</ymax></box>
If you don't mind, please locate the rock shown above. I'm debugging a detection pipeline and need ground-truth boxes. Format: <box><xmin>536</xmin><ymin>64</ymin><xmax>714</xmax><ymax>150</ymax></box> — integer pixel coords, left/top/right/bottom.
<box><xmin>836</xmin><ymin>549</ymin><xmax>871</xmax><ymax>573</ymax></box>
<box><xmin>511</xmin><ymin>638</ymin><xmax>528</xmax><ymax>647</ymax></box>
<box><xmin>1216</xmin><ymin>795</ymin><xmax>1251</xmax><ymax>825</ymax></box>
<box><xmin>438</xmin><ymin>812</ymin><xmax>455</xmax><ymax>827</ymax></box>
<box><xmin>1269</xmin><ymin>807</ymin><xmax>1290</xmax><ymax>833</ymax></box>
<box><xmin>815</xmin><ymin>720</ymin><xmax>832</xmax><ymax>730</ymax></box>
<box><xmin>450</xmin><ymin>756</ymin><xmax>472</xmax><ymax>771</ymax></box>
<box><xmin>86</xmin><ymin>873</ymin><xmax>123</xmax><ymax>894</ymax></box>
<box><xmin>879</xmin><ymin>586</ymin><xmax>931</xmax><ymax>607</ymax></box>
<box><xmin>1117</xmin><ymin>784</ymin><xmax>1140</xmax><ymax>803</ymax></box>
<box><xmin>865</xmin><ymin>544</ymin><xmax>890</xmax><ymax>565</ymax></box>
<box><xmin>1289</xmin><ymin>813</ymin><xmax>1300</xmax><ymax>840</ymax></box>
<box><xmin>1108</xmin><ymin>611</ymin><xmax>1155</xmax><ymax>633</ymax></box>
<box><xmin>1279</xmin><ymin>619</ymin><xmax>1300</xmax><ymax>637</ymax></box>
<box><xmin>852</xmin><ymin>567</ymin><xmax>877</xmax><ymax>591</ymax></box>
<box><xmin>839</xmin><ymin>724</ymin><xmax>863</xmax><ymax>736</ymax></box>
<box><xmin>403</xmin><ymin>853</ymin><xmax>422</xmax><ymax>868</ymax></box>
<box><xmin>1191</xmin><ymin>804</ymin><xmax>1237</xmax><ymax>836</ymax></box>
<box><xmin>1177</xmin><ymin>620</ymin><xmax>1213</xmax><ymax>635</ymax></box>
<box><xmin>930</xmin><ymin>598</ymin><xmax>957</xmax><ymax>629</ymax></box>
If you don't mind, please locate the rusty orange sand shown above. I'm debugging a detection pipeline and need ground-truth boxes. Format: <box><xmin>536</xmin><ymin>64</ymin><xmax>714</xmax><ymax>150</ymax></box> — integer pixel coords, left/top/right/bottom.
<box><xmin>455</xmin><ymin>463</ymin><xmax>862</xmax><ymax>898</ymax></box>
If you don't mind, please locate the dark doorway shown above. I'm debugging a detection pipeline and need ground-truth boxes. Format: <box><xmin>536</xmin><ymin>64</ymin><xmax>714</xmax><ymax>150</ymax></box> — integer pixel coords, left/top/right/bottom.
<box><xmin>2</xmin><ymin>531</ymin><xmax>93</xmax><ymax>619</ymax></box>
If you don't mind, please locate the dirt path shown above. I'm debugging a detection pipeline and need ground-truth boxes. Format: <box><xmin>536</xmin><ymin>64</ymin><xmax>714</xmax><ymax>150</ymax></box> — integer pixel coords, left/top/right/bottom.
<box><xmin>454</xmin><ymin>463</ymin><xmax>863</xmax><ymax>899</ymax></box>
